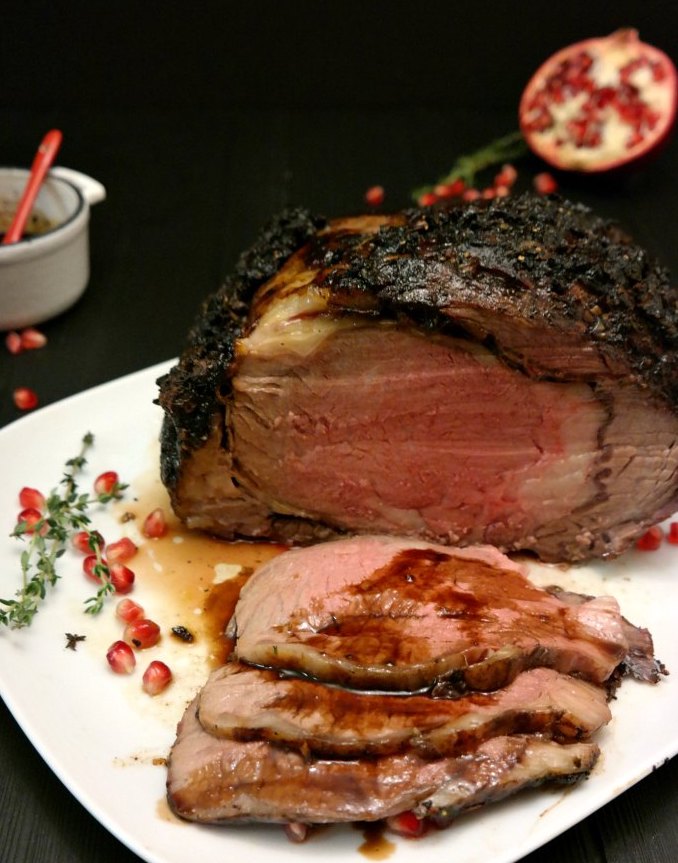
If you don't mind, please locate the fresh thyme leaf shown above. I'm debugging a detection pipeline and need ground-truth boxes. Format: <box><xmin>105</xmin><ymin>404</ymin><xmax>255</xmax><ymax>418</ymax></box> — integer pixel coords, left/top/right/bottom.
<box><xmin>411</xmin><ymin>130</ymin><xmax>529</xmax><ymax>200</ymax></box>
<box><xmin>1</xmin><ymin>433</ymin><xmax>125</xmax><ymax>630</ymax></box>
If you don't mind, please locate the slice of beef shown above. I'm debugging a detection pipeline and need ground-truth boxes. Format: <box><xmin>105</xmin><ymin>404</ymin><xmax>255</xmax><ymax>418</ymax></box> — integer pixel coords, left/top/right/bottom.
<box><xmin>415</xmin><ymin>733</ymin><xmax>598</xmax><ymax>827</ymax></box>
<box><xmin>167</xmin><ymin>697</ymin><xmax>599</xmax><ymax>825</ymax></box>
<box><xmin>197</xmin><ymin>663</ymin><xmax>611</xmax><ymax>758</ymax></box>
<box><xmin>546</xmin><ymin>585</ymin><xmax>667</xmax><ymax>684</ymax></box>
<box><xmin>157</xmin><ymin>195</ymin><xmax>678</xmax><ymax>563</ymax></box>
<box><xmin>232</xmin><ymin>536</ymin><xmax>643</xmax><ymax>692</ymax></box>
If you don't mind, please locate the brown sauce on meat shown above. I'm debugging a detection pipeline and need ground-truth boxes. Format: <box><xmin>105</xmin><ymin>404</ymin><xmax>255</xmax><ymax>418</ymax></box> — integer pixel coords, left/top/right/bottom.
<box><xmin>301</xmin><ymin>550</ymin><xmax>558</xmax><ymax>667</ymax></box>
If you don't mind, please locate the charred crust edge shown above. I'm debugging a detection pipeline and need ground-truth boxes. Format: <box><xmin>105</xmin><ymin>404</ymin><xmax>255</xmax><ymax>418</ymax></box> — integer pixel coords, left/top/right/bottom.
<box><xmin>158</xmin><ymin>207</ymin><xmax>325</xmax><ymax>490</ymax></box>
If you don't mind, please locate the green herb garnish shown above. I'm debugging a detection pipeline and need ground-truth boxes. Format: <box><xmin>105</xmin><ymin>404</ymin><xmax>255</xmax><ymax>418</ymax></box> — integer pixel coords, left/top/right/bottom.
<box><xmin>412</xmin><ymin>131</ymin><xmax>528</xmax><ymax>201</ymax></box>
<box><xmin>0</xmin><ymin>433</ymin><xmax>126</xmax><ymax>629</ymax></box>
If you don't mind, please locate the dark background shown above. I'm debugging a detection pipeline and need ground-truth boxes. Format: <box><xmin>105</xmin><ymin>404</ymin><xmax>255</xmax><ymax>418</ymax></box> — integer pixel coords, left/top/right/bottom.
<box><xmin>1</xmin><ymin>2</ymin><xmax>677</xmax><ymax>861</ymax></box>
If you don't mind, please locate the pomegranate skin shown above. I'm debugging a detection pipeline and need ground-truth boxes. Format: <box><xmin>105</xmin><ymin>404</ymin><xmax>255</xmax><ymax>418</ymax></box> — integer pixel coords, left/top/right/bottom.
<box><xmin>519</xmin><ymin>29</ymin><xmax>677</xmax><ymax>174</ymax></box>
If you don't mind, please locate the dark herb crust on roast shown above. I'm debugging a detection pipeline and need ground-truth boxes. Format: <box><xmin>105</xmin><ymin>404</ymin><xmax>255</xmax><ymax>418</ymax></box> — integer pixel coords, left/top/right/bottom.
<box><xmin>344</xmin><ymin>197</ymin><xmax>676</xmax><ymax>397</ymax></box>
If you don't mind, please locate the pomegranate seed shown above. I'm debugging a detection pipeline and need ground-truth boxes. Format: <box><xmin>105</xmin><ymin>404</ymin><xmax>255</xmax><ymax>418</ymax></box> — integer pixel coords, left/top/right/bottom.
<box><xmin>83</xmin><ymin>554</ymin><xmax>109</xmax><ymax>584</ymax></box>
<box><xmin>94</xmin><ymin>471</ymin><xmax>120</xmax><ymax>498</ymax></box>
<box><xmin>626</xmin><ymin>130</ymin><xmax>645</xmax><ymax>149</ymax></box>
<box><xmin>494</xmin><ymin>184</ymin><xmax>510</xmax><ymax>197</ymax></box>
<box><xmin>20</xmin><ymin>327</ymin><xmax>47</xmax><ymax>350</ymax></box>
<box><xmin>142</xmin><ymin>660</ymin><xmax>173</xmax><ymax>695</ymax></box>
<box><xmin>668</xmin><ymin>522</ymin><xmax>678</xmax><ymax>545</ymax></box>
<box><xmin>636</xmin><ymin>525</ymin><xmax>664</xmax><ymax>551</ymax></box>
<box><xmin>533</xmin><ymin>172</ymin><xmax>558</xmax><ymax>195</ymax></box>
<box><xmin>5</xmin><ymin>331</ymin><xmax>22</xmax><ymax>354</ymax></box>
<box><xmin>142</xmin><ymin>507</ymin><xmax>168</xmax><ymax>539</ymax></box>
<box><xmin>106</xmin><ymin>640</ymin><xmax>136</xmax><ymax>674</ymax></box>
<box><xmin>481</xmin><ymin>187</ymin><xmax>497</xmax><ymax>199</ymax></box>
<box><xmin>386</xmin><ymin>810</ymin><xmax>426</xmax><ymax>838</ymax></box>
<box><xmin>364</xmin><ymin>185</ymin><xmax>385</xmax><ymax>207</ymax></box>
<box><xmin>462</xmin><ymin>188</ymin><xmax>481</xmax><ymax>201</ymax></box>
<box><xmin>72</xmin><ymin>529</ymin><xmax>105</xmax><ymax>554</ymax></box>
<box><xmin>116</xmin><ymin>598</ymin><xmax>145</xmax><ymax>623</ymax></box>
<box><xmin>109</xmin><ymin>562</ymin><xmax>135</xmax><ymax>594</ymax></box>
<box><xmin>16</xmin><ymin>507</ymin><xmax>43</xmax><ymax>534</ymax></box>
<box><xmin>19</xmin><ymin>486</ymin><xmax>45</xmax><ymax>511</ymax></box>
<box><xmin>494</xmin><ymin>163</ymin><xmax>518</xmax><ymax>187</ymax></box>
<box><xmin>433</xmin><ymin>178</ymin><xmax>466</xmax><ymax>198</ymax></box>
<box><xmin>106</xmin><ymin>537</ymin><xmax>138</xmax><ymax>563</ymax></box>
<box><xmin>13</xmin><ymin>387</ymin><xmax>38</xmax><ymax>410</ymax></box>
<box><xmin>124</xmin><ymin>618</ymin><xmax>161</xmax><ymax>649</ymax></box>
<box><xmin>417</xmin><ymin>192</ymin><xmax>438</xmax><ymax>207</ymax></box>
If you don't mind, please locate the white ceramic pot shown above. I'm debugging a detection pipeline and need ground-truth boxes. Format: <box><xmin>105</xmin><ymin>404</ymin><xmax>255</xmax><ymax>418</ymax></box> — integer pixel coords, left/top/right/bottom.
<box><xmin>0</xmin><ymin>166</ymin><xmax>106</xmax><ymax>330</ymax></box>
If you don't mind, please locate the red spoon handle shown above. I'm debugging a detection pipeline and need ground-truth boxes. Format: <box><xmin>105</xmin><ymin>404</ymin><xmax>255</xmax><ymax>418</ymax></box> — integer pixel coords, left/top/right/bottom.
<box><xmin>2</xmin><ymin>129</ymin><xmax>63</xmax><ymax>245</ymax></box>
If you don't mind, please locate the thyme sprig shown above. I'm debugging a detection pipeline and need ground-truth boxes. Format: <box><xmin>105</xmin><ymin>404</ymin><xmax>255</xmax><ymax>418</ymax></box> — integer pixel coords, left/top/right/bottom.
<box><xmin>412</xmin><ymin>130</ymin><xmax>529</xmax><ymax>200</ymax></box>
<box><xmin>0</xmin><ymin>433</ymin><xmax>127</xmax><ymax>629</ymax></box>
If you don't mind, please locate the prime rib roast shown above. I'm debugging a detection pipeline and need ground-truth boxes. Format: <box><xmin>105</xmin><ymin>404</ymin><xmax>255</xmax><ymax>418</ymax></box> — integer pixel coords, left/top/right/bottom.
<box><xmin>157</xmin><ymin>194</ymin><xmax>678</xmax><ymax>563</ymax></box>
<box><xmin>166</xmin><ymin>536</ymin><xmax>663</xmax><ymax>829</ymax></box>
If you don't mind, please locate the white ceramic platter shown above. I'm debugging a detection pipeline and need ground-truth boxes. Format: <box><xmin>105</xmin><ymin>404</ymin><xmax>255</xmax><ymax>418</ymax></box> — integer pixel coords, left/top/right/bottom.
<box><xmin>0</xmin><ymin>360</ymin><xmax>677</xmax><ymax>863</ymax></box>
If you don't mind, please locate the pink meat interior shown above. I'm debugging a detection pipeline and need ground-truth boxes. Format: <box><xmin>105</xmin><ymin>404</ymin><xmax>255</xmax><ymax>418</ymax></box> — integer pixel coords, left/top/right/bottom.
<box><xmin>231</xmin><ymin>322</ymin><xmax>604</xmax><ymax>544</ymax></box>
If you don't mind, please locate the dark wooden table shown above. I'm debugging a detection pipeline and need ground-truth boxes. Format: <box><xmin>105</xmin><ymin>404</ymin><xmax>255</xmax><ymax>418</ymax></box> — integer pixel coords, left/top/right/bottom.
<box><xmin>1</xmin><ymin>3</ymin><xmax>677</xmax><ymax>861</ymax></box>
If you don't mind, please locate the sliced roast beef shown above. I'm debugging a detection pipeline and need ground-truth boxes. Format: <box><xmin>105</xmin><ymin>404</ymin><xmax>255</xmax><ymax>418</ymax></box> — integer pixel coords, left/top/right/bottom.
<box><xmin>546</xmin><ymin>585</ymin><xmax>667</xmax><ymax>684</ymax></box>
<box><xmin>158</xmin><ymin>195</ymin><xmax>678</xmax><ymax>563</ymax></box>
<box><xmin>414</xmin><ymin>734</ymin><xmax>598</xmax><ymax>826</ymax></box>
<box><xmin>232</xmin><ymin>536</ymin><xmax>644</xmax><ymax>692</ymax></box>
<box><xmin>167</xmin><ymin>697</ymin><xmax>599</xmax><ymax>825</ymax></box>
<box><xmin>197</xmin><ymin>663</ymin><xmax>611</xmax><ymax>758</ymax></box>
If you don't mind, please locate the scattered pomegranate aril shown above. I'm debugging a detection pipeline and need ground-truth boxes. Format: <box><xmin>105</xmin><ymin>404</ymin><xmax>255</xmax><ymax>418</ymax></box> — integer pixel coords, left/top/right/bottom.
<box><xmin>5</xmin><ymin>331</ymin><xmax>22</xmax><ymax>354</ymax></box>
<box><xmin>94</xmin><ymin>471</ymin><xmax>120</xmax><ymax>498</ymax></box>
<box><xmin>494</xmin><ymin>163</ymin><xmax>518</xmax><ymax>187</ymax></box>
<box><xmin>109</xmin><ymin>562</ymin><xmax>135</xmax><ymax>594</ymax></box>
<box><xmin>13</xmin><ymin>387</ymin><xmax>38</xmax><ymax>410</ymax></box>
<box><xmin>533</xmin><ymin>172</ymin><xmax>558</xmax><ymax>195</ymax></box>
<box><xmin>519</xmin><ymin>29</ymin><xmax>678</xmax><ymax>173</ymax></box>
<box><xmin>19</xmin><ymin>486</ymin><xmax>45</xmax><ymax>511</ymax></box>
<box><xmin>83</xmin><ymin>554</ymin><xmax>109</xmax><ymax>584</ymax></box>
<box><xmin>481</xmin><ymin>187</ymin><xmax>497</xmax><ymax>199</ymax></box>
<box><xmin>17</xmin><ymin>507</ymin><xmax>43</xmax><ymax>534</ymax></box>
<box><xmin>417</xmin><ymin>192</ymin><xmax>438</xmax><ymax>207</ymax></box>
<box><xmin>364</xmin><ymin>185</ymin><xmax>385</xmax><ymax>207</ymax></box>
<box><xmin>72</xmin><ymin>529</ymin><xmax>105</xmax><ymax>554</ymax></box>
<box><xmin>494</xmin><ymin>184</ymin><xmax>510</xmax><ymax>197</ymax></box>
<box><xmin>433</xmin><ymin>178</ymin><xmax>466</xmax><ymax>198</ymax></box>
<box><xmin>462</xmin><ymin>188</ymin><xmax>480</xmax><ymax>201</ymax></box>
<box><xmin>106</xmin><ymin>537</ymin><xmax>138</xmax><ymax>563</ymax></box>
<box><xmin>667</xmin><ymin>522</ymin><xmax>678</xmax><ymax>545</ymax></box>
<box><xmin>106</xmin><ymin>640</ymin><xmax>136</xmax><ymax>674</ymax></box>
<box><xmin>124</xmin><ymin>618</ymin><xmax>161</xmax><ymax>649</ymax></box>
<box><xmin>116</xmin><ymin>598</ymin><xmax>145</xmax><ymax>623</ymax></box>
<box><xmin>20</xmin><ymin>327</ymin><xmax>47</xmax><ymax>350</ymax></box>
<box><xmin>142</xmin><ymin>507</ymin><xmax>168</xmax><ymax>539</ymax></box>
<box><xmin>386</xmin><ymin>810</ymin><xmax>426</xmax><ymax>838</ymax></box>
<box><xmin>636</xmin><ymin>525</ymin><xmax>664</xmax><ymax>551</ymax></box>
<box><xmin>142</xmin><ymin>660</ymin><xmax>173</xmax><ymax>695</ymax></box>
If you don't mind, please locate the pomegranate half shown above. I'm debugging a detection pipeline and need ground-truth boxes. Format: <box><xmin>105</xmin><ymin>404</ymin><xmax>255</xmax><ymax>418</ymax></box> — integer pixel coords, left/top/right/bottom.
<box><xmin>519</xmin><ymin>29</ymin><xmax>677</xmax><ymax>173</ymax></box>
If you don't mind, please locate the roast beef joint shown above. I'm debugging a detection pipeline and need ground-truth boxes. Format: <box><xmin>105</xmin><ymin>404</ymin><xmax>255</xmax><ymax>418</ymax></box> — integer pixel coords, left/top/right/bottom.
<box><xmin>158</xmin><ymin>195</ymin><xmax>678</xmax><ymax>563</ymax></box>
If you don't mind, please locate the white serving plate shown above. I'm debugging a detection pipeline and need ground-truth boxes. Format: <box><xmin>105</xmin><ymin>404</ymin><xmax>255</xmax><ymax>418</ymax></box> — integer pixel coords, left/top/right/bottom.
<box><xmin>0</xmin><ymin>360</ymin><xmax>676</xmax><ymax>863</ymax></box>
